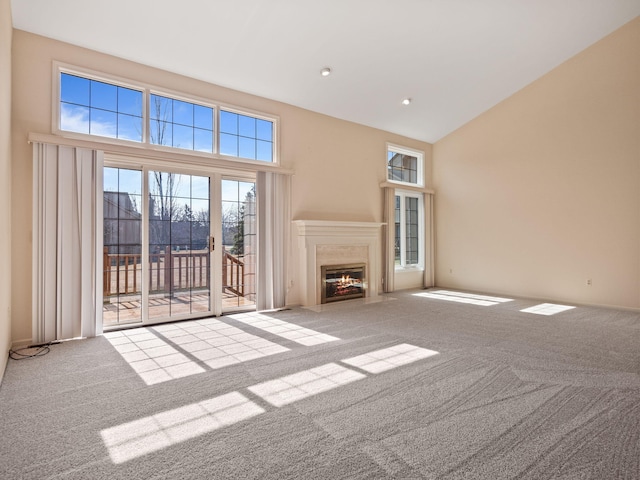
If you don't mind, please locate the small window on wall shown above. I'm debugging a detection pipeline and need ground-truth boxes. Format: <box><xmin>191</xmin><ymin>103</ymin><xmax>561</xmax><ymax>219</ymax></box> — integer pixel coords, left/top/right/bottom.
<box><xmin>220</xmin><ymin>109</ymin><xmax>274</xmax><ymax>162</ymax></box>
<box><xmin>149</xmin><ymin>94</ymin><xmax>214</xmax><ymax>153</ymax></box>
<box><xmin>387</xmin><ymin>145</ymin><xmax>424</xmax><ymax>187</ymax></box>
<box><xmin>59</xmin><ymin>72</ymin><xmax>143</xmax><ymax>142</ymax></box>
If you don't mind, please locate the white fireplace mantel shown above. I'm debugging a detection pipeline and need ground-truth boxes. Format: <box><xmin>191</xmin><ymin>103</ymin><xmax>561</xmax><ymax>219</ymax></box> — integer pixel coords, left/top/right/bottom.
<box><xmin>293</xmin><ymin>220</ymin><xmax>385</xmax><ymax>306</ymax></box>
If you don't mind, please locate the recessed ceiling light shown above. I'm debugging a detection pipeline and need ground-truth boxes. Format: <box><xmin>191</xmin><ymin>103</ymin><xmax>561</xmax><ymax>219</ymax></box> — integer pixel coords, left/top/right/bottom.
<box><xmin>402</xmin><ymin>98</ymin><xmax>412</xmax><ymax>105</ymax></box>
<box><xmin>320</xmin><ymin>67</ymin><xmax>332</xmax><ymax>77</ymax></box>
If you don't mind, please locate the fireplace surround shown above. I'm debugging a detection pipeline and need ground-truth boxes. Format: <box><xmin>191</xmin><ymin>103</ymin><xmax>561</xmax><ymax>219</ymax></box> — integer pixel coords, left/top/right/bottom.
<box><xmin>293</xmin><ymin>220</ymin><xmax>384</xmax><ymax>306</ymax></box>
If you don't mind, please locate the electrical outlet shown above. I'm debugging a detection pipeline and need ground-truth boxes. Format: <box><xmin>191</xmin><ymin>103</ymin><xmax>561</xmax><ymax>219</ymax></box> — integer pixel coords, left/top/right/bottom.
<box><xmin>586</xmin><ymin>278</ymin><xmax>592</xmax><ymax>286</ymax></box>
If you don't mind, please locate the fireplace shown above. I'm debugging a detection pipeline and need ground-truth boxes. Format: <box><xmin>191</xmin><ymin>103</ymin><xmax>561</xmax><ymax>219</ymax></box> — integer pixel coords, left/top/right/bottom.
<box><xmin>321</xmin><ymin>263</ymin><xmax>366</xmax><ymax>304</ymax></box>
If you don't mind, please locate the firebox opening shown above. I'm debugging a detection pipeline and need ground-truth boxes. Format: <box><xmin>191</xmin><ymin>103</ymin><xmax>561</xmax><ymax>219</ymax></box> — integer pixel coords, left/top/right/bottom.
<box><xmin>321</xmin><ymin>263</ymin><xmax>366</xmax><ymax>304</ymax></box>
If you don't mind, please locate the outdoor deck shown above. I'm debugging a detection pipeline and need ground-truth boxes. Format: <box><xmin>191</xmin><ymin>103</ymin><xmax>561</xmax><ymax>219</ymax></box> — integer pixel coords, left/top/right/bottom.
<box><xmin>102</xmin><ymin>247</ymin><xmax>254</xmax><ymax>327</ymax></box>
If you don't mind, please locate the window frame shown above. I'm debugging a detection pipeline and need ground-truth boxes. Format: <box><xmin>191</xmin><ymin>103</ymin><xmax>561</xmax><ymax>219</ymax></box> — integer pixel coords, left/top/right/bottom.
<box><xmin>52</xmin><ymin>63</ymin><xmax>280</xmax><ymax>166</ymax></box>
<box><xmin>53</xmin><ymin>65</ymin><xmax>148</xmax><ymax>147</ymax></box>
<box><xmin>147</xmin><ymin>89</ymin><xmax>217</xmax><ymax>155</ymax></box>
<box><xmin>394</xmin><ymin>189</ymin><xmax>425</xmax><ymax>271</ymax></box>
<box><xmin>217</xmin><ymin>105</ymin><xmax>277</xmax><ymax>164</ymax></box>
<box><xmin>386</xmin><ymin>143</ymin><xmax>424</xmax><ymax>188</ymax></box>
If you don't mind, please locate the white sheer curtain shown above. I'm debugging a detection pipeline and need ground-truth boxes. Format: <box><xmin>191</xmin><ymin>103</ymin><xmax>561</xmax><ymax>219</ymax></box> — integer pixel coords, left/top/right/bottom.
<box><xmin>382</xmin><ymin>187</ymin><xmax>396</xmax><ymax>293</ymax></box>
<box><xmin>32</xmin><ymin>143</ymin><xmax>103</xmax><ymax>343</ymax></box>
<box><xmin>256</xmin><ymin>171</ymin><xmax>290</xmax><ymax>311</ymax></box>
<box><xmin>423</xmin><ymin>192</ymin><xmax>435</xmax><ymax>289</ymax></box>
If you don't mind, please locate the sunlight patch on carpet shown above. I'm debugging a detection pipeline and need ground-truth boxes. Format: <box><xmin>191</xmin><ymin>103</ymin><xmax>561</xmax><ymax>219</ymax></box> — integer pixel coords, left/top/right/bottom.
<box><xmin>520</xmin><ymin>303</ymin><xmax>576</xmax><ymax>315</ymax></box>
<box><xmin>153</xmin><ymin>318</ymin><xmax>289</xmax><ymax>369</ymax></box>
<box><xmin>413</xmin><ymin>290</ymin><xmax>513</xmax><ymax>306</ymax></box>
<box><xmin>104</xmin><ymin>329</ymin><xmax>205</xmax><ymax>385</ymax></box>
<box><xmin>248</xmin><ymin>363</ymin><xmax>365</xmax><ymax>407</ymax></box>
<box><xmin>342</xmin><ymin>344</ymin><xmax>439</xmax><ymax>374</ymax></box>
<box><xmin>228</xmin><ymin>312</ymin><xmax>340</xmax><ymax>346</ymax></box>
<box><xmin>101</xmin><ymin>392</ymin><xmax>264</xmax><ymax>464</ymax></box>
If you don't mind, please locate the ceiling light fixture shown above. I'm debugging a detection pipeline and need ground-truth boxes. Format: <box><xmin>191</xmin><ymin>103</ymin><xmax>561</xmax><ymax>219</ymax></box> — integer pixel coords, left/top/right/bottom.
<box><xmin>402</xmin><ymin>98</ymin><xmax>412</xmax><ymax>105</ymax></box>
<box><xmin>320</xmin><ymin>67</ymin><xmax>332</xmax><ymax>77</ymax></box>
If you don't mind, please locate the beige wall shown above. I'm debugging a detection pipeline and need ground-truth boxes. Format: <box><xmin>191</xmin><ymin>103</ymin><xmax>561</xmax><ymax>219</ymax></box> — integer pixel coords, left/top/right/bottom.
<box><xmin>433</xmin><ymin>18</ymin><xmax>640</xmax><ymax>310</ymax></box>
<box><xmin>1</xmin><ymin>0</ymin><xmax>13</xmax><ymax>379</ymax></box>
<box><xmin>11</xmin><ymin>30</ymin><xmax>432</xmax><ymax>344</ymax></box>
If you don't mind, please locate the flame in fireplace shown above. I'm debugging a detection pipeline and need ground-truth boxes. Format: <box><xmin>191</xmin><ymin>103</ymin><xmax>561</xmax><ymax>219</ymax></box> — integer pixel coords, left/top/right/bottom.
<box><xmin>322</xmin><ymin>264</ymin><xmax>366</xmax><ymax>303</ymax></box>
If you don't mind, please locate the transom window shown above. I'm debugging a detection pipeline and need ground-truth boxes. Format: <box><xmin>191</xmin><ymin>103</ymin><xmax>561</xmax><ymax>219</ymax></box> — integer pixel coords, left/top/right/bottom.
<box><xmin>220</xmin><ymin>110</ymin><xmax>274</xmax><ymax>162</ymax></box>
<box><xmin>60</xmin><ymin>73</ymin><xmax>143</xmax><ymax>142</ymax></box>
<box><xmin>149</xmin><ymin>94</ymin><xmax>214</xmax><ymax>153</ymax></box>
<box><xmin>56</xmin><ymin>67</ymin><xmax>277</xmax><ymax>164</ymax></box>
<box><xmin>387</xmin><ymin>145</ymin><xmax>423</xmax><ymax>187</ymax></box>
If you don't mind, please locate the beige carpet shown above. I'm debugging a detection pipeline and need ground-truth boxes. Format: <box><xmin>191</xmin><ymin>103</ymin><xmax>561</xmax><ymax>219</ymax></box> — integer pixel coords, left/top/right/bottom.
<box><xmin>1</xmin><ymin>289</ymin><xmax>639</xmax><ymax>479</ymax></box>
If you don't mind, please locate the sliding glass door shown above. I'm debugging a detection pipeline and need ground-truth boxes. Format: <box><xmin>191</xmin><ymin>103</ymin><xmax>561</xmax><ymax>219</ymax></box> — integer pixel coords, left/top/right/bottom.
<box><xmin>147</xmin><ymin>170</ymin><xmax>212</xmax><ymax>321</ymax></box>
<box><xmin>221</xmin><ymin>179</ymin><xmax>256</xmax><ymax>311</ymax></box>
<box><xmin>103</xmin><ymin>166</ymin><xmax>256</xmax><ymax>328</ymax></box>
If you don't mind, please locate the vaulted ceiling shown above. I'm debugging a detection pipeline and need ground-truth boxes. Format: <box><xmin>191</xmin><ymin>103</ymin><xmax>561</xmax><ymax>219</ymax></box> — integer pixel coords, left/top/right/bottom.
<box><xmin>11</xmin><ymin>0</ymin><xmax>640</xmax><ymax>142</ymax></box>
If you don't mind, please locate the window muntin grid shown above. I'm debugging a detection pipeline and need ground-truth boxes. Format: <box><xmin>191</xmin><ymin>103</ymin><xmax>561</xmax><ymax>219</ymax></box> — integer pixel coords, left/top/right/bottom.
<box><xmin>405</xmin><ymin>196</ymin><xmax>419</xmax><ymax>265</ymax></box>
<box><xmin>60</xmin><ymin>73</ymin><xmax>143</xmax><ymax>142</ymax></box>
<box><xmin>57</xmin><ymin>68</ymin><xmax>278</xmax><ymax>164</ymax></box>
<box><xmin>150</xmin><ymin>94</ymin><xmax>214</xmax><ymax>153</ymax></box>
<box><xmin>220</xmin><ymin>110</ymin><xmax>274</xmax><ymax>162</ymax></box>
<box><xmin>388</xmin><ymin>151</ymin><xmax>418</xmax><ymax>184</ymax></box>
<box><xmin>395</xmin><ymin>192</ymin><xmax>422</xmax><ymax>268</ymax></box>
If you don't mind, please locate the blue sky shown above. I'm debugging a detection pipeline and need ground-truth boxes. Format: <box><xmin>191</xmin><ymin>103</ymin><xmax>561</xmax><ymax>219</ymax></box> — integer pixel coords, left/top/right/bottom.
<box><xmin>61</xmin><ymin>73</ymin><xmax>273</xmax><ymax>161</ymax></box>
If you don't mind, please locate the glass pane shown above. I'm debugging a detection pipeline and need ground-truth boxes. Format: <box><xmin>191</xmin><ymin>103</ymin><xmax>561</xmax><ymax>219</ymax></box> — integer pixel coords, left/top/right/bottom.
<box><xmin>191</xmin><ymin>198</ymin><xmax>209</xmax><ymax>215</ymax></box>
<box><xmin>90</xmin><ymin>109</ymin><xmax>117</xmax><ymax>137</ymax></box>
<box><xmin>237</xmin><ymin>181</ymin><xmax>255</xmax><ymax>200</ymax></box>
<box><xmin>120</xmin><ymin>169</ymin><xmax>142</xmax><ymax>196</ymax></box>
<box><xmin>171</xmin><ymin>174</ymin><xmax>190</xmax><ymax>198</ymax></box>
<box><xmin>90</xmin><ymin>80</ymin><xmax>117</xmax><ymax>111</ymax></box>
<box><xmin>149</xmin><ymin>220</ymin><xmax>170</xmax><ymax>246</ymax></box>
<box><xmin>150</xmin><ymin>121</ymin><xmax>172</xmax><ymax>146</ymax></box>
<box><xmin>256</xmin><ymin>119</ymin><xmax>273</xmax><ymax>141</ymax></box>
<box><xmin>117</xmin><ymin>86</ymin><xmax>142</xmax><ymax>116</ymax></box>
<box><xmin>60</xmin><ymin>104</ymin><xmax>90</xmax><ymax>134</ymax></box>
<box><xmin>173</xmin><ymin>99</ymin><xmax>194</xmax><ymax>127</ymax></box>
<box><xmin>118</xmin><ymin>195</ymin><xmax>142</xmax><ymax>219</ymax></box>
<box><xmin>191</xmin><ymin>176</ymin><xmax>209</xmax><ymax>200</ymax></box>
<box><xmin>238</xmin><ymin>114</ymin><xmax>256</xmax><ymax>138</ymax></box>
<box><xmin>173</xmin><ymin>124</ymin><xmax>194</xmax><ymax>150</ymax></box>
<box><xmin>150</xmin><ymin>94</ymin><xmax>173</xmax><ymax>122</ymax></box>
<box><xmin>194</xmin><ymin>128</ymin><xmax>213</xmax><ymax>153</ymax></box>
<box><xmin>194</xmin><ymin>105</ymin><xmax>213</xmax><ymax>130</ymax></box>
<box><xmin>221</xmin><ymin>181</ymin><xmax>238</xmax><ymax>202</ymax></box>
<box><xmin>117</xmin><ymin>113</ymin><xmax>143</xmax><ymax>142</ymax></box>
<box><xmin>220</xmin><ymin>110</ymin><xmax>238</xmax><ymax>134</ymax></box>
<box><xmin>220</xmin><ymin>133</ymin><xmax>238</xmax><ymax>157</ymax></box>
<box><xmin>171</xmin><ymin>220</ymin><xmax>191</xmax><ymax>246</ymax></box>
<box><xmin>103</xmin><ymin>167</ymin><xmax>119</xmax><ymax>192</ymax></box>
<box><xmin>239</xmin><ymin>137</ymin><xmax>256</xmax><ymax>160</ymax></box>
<box><xmin>256</xmin><ymin>140</ymin><xmax>273</xmax><ymax>162</ymax></box>
<box><xmin>61</xmin><ymin>73</ymin><xmax>90</xmax><ymax>105</ymax></box>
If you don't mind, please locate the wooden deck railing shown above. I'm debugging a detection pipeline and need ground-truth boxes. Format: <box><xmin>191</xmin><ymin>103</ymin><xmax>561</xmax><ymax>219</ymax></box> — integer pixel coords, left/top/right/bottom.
<box><xmin>103</xmin><ymin>246</ymin><xmax>244</xmax><ymax>298</ymax></box>
<box><xmin>223</xmin><ymin>250</ymin><xmax>244</xmax><ymax>297</ymax></box>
